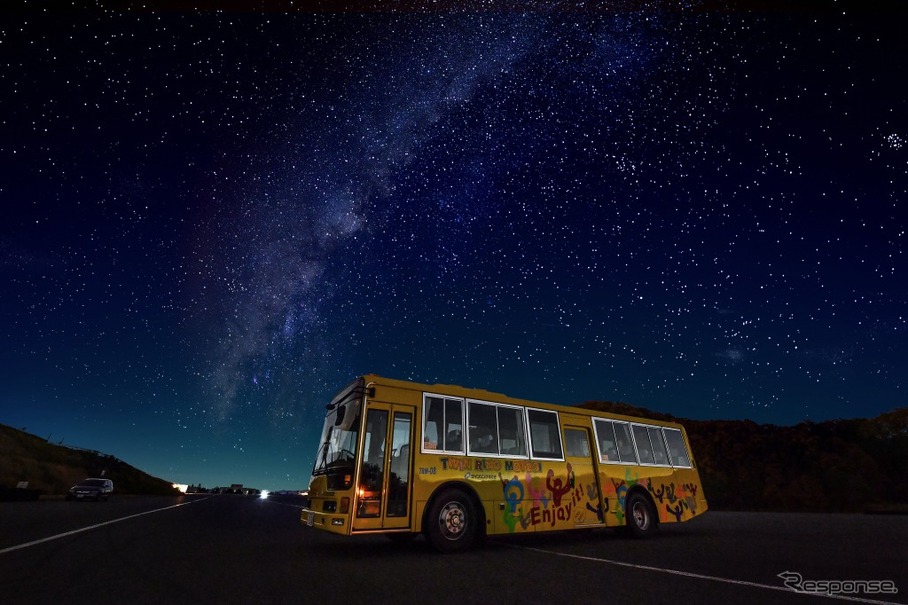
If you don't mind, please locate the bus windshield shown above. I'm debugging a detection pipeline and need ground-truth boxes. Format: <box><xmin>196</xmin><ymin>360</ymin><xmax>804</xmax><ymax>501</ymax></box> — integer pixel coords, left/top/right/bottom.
<box><xmin>311</xmin><ymin>385</ymin><xmax>362</xmax><ymax>489</ymax></box>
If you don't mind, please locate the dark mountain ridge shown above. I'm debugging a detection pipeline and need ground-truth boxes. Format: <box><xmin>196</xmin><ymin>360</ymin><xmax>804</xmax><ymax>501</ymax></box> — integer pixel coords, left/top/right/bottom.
<box><xmin>577</xmin><ymin>402</ymin><xmax>908</xmax><ymax>512</ymax></box>
<box><xmin>6</xmin><ymin>405</ymin><xmax>906</xmax><ymax>511</ymax></box>
<box><xmin>0</xmin><ymin>423</ymin><xmax>180</xmax><ymax>500</ymax></box>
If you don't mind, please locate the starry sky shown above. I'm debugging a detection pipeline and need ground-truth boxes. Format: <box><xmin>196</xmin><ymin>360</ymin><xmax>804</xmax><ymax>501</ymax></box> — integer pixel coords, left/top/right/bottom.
<box><xmin>1</xmin><ymin>4</ymin><xmax>905</xmax><ymax>490</ymax></box>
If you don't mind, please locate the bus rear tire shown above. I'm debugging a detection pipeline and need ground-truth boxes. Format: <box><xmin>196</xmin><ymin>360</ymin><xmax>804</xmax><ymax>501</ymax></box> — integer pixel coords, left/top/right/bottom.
<box><xmin>626</xmin><ymin>492</ymin><xmax>657</xmax><ymax>539</ymax></box>
<box><xmin>426</xmin><ymin>488</ymin><xmax>477</xmax><ymax>553</ymax></box>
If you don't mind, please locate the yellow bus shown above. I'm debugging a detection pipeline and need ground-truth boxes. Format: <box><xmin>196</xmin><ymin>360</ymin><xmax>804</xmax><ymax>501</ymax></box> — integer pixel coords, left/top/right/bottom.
<box><xmin>301</xmin><ymin>374</ymin><xmax>707</xmax><ymax>552</ymax></box>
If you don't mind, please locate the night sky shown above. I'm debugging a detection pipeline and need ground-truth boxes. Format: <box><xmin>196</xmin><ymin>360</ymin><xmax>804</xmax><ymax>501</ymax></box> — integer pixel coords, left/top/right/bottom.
<box><xmin>2</xmin><ymin>4</ymin><xmax>905</xmax><ymax>490</ymax></box>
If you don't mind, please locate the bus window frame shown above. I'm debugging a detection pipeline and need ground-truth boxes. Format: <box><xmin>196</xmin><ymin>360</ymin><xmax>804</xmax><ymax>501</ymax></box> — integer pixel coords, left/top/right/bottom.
<box><xmin>647</xmin><ymin>425</ymin><xmax>671</xmax><ymax>467</ymax></box>
<box><xmin>421</xmin><ymin>393</ymin><xmax>465</xmax><ymax>456</ymax></box>
<box><xmin>662</xmin><ymin>427</ymin><xmax>693</xmax><ymax>468</ymax></box>
<box><xmin>563</xmin><ymin>426</ymin><xmax>592</xmax><ymax>458</ymax></box>
<box><xmin>592</xmin><ymin>418</ymin><xmax>616</xmax><ymax>464</ymax></box>
<box><xmin>525</xmin><ymin>407</ymin><xmax>565</xmax><ymax>462</ymax></box>
<box><xmin>630</xmin><ymin>422</ymin><xmax>675</xmax><ymax>468</ymax></box>
<box><xmin>496</xmin><ymin>402</ymin><xmax>529</xmax><ymax>459</ymax></box>
<box><xmin>465</xmin><ymin>399</ymin><xmax>529</xmax><ymax>459</ymax></box>
<box><xmin>592</xmin><ymin>418</ymin><xmax>638</xmax><ymax>465</ymax></box>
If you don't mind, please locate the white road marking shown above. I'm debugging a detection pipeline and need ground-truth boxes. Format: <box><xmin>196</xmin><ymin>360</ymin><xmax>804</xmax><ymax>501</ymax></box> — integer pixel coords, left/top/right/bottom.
<box><xmin>0</xmin><ymin>496</ymin><xmax>211</xmax><ymax>556</ymax></box>
<box><xmin>513</xmin><ymin>545</ymin><xmax>903</xmax><ymax>605</ymax></box>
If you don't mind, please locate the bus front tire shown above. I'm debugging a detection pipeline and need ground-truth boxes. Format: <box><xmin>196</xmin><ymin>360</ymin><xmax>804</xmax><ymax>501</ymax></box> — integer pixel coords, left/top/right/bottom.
<box><xmin>426</xmin><ymin>489</ymin><xmax>477</xmax><ymax>553</ymax></box>
<box><xmin>626</xmin><ymin>492</ymin><xmax>657</xmax><ymax>539</ymax></box>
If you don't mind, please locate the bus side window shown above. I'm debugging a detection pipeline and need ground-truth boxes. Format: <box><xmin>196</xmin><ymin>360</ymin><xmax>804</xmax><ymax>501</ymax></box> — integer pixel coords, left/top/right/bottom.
<box><xmin>423</xmin><ymin>395</ymin><xmax>464</xmax><ymax>453</ymax></box>
<box><xmin>497</xmin><ymin>406</ymin><xmax>527</xmax><ymax>456</ymax></box>
<box><xmin>594</xmin><ymin>419</ymin><xmax>619</xmax><ymax>462</ymax></box>
<box><xmin>632</xmin><ymin>425</ymin><xmax>655</xmax><ymax>464</ymax></box>
<box><xmin>663</xmin><ymin>428</ymin><xmax>691</xmax><ymax>467</ymax></box>
<box><xmin>527</xmin><ymin>409</ymin><xmax>563</xmax><ymax>460</ymax></box>
<box><xmin>614</xmin><ymin>422</ymin><xmax>636</xmax><ymax>463</ymax></box>
<box><xmin>446</xmin><ymin>429</ymin><xmax>462</xmax><ymax>451</ymax></box>
<box><xmin>468</xmin><ymin>401</ymin><xmax>498</xmax><ymax>454</ymax></box>
<box><xmin>648</xmin><ymin>426</ymin><xmax>669</xmax><ymax>465</ymax></box>
<box><xmin>602</xmin><ymin>439</ymin><xmax>616</xmax><ymax>460</ymax></box>
<box><xmin>423</xmin><ymin>396</ymin><xmax>443</xmax><ymax>450</ymax></box>
<box><xmin>564</xmin><ymin>428</ymin><xmax>590</xmax><ymax>458</ymax></box>
<box><xmin>444</xmin><ymin>398</ymin><xmax>464</xmax><ymax>453</ymax></box>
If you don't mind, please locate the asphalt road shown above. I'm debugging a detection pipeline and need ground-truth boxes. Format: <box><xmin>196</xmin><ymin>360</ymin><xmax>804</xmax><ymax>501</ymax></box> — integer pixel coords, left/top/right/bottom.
<box><xmin>1</xmin><ymin>495</ymin><xmax>905</xmax><ymax>605</ymax></box>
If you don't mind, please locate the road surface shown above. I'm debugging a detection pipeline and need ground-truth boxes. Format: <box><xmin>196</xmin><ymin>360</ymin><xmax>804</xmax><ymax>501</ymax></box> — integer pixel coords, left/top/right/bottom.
<box><xmin>1</xmin><ymin>495</ymin><xmax>905</xmax><ymax>604</ymax></box>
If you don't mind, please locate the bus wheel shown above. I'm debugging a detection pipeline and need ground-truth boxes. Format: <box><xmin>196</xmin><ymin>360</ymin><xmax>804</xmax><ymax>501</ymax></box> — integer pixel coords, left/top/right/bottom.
<box><xmin>426</xmin><ymin>489</ymin><xmax>477</xmax><ymax>553</ymax></box>
<box><xmin>626</xmin><ymin>492</ymin><xmax>657</xmax><ymax>538</ymax></box>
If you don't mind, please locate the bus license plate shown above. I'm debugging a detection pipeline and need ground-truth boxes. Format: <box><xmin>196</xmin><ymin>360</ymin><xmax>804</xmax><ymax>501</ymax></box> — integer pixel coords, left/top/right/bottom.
<box><xmin>306</xmin><ymin>511</ymin><xmax>314</xmax><ymax>526</ymax></box>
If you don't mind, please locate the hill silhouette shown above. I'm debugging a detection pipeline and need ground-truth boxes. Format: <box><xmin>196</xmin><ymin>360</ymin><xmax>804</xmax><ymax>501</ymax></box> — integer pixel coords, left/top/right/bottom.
<box><xmin>576</xmin><ymin>401</ymin><xmax>908</xmax><ymax>513</ymax></box>
<box><xmin>0</xmin><ymin>423</ymin><xmax>180</xmax><ymax>500</ymax></box>
<box><xmin>6</xmin><ymin>408</ymin><xmax>906</xmax><ymax>511</ymax></box>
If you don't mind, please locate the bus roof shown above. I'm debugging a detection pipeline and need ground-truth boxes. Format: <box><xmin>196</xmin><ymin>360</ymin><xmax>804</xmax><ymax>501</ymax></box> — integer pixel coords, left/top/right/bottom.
<box><xmin>358</xmin><ymin>373</ymin><xmax>687</xmax><ymax>430</ymax></box>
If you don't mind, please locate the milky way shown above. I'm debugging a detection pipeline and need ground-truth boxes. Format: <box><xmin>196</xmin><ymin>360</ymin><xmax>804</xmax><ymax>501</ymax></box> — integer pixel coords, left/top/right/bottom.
<box><xmin>1</xmin><ymin>8</ymin><xmax>905</xmax><ymax>487</ymax></box>
<box><xmin>197</xmin><ymin>15</ymin><xmax>544</xmax><ymax>425</ymax></box>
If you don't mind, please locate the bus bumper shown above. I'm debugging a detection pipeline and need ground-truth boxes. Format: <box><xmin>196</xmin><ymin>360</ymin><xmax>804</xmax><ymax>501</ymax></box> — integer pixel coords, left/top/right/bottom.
<box><xmin>301</xmin><ymin>508</ymin><xmax>350</xmax><ymax>535</ymax></box>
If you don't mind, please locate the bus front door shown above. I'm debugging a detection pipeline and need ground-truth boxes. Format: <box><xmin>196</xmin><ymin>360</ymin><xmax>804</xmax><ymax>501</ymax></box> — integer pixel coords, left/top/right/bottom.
<box><xmin>352</xmin><ymin>402</ymin><xmax>414</xmax><ymax>532</ymax></box>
